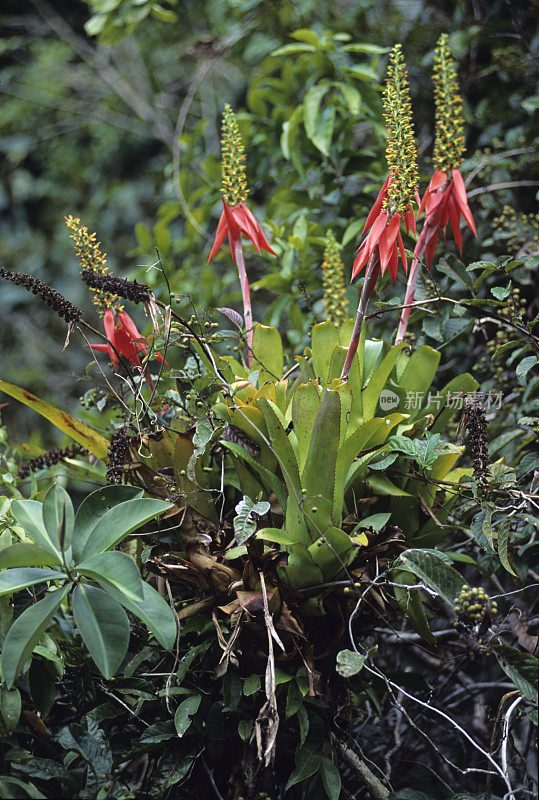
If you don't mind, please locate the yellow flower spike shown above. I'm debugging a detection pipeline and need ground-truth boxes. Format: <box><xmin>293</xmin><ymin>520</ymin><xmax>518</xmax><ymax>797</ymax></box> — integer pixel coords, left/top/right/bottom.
<box><xmin>382</xmin><ymin>44</ymin><xmax>419</xmax><ymax>215</ymax></box>
<box><xmin>65</xmin><ymin>216</ymin><xmax>122</xmax><ymax>316</ymax></box>
<box><xmin>433</xmin><ymin>34</ymin><xmax>466</xmax><ymax>173</ymax></box>
<box><xmin>321</xmin><ymin>230</ymin><xmax>348</xmax><ymax>327</ymax></box>
<box><xmin>220</xmin><ymin>104</ymin><xmax>248</xmax><ymax>207</ymax></box>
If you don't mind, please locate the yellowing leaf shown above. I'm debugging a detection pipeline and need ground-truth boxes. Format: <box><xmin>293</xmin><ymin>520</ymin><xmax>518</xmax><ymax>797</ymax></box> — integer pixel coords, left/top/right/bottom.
<box><xmin>0</xmin><ymin>379</ymin><xmax>109</xmax><ymax>459</ymax></box>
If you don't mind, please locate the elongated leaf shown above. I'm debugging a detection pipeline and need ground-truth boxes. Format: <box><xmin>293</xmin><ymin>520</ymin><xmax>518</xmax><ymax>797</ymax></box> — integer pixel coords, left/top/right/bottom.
<box><xmin>77</xmin><ymin>551</ymin><xmax>143</xmax><ymax>603</ymax></box>
<box><xmin>0</xmin><ymin>686</ymin><xmax>21</xmax><ymax>732</ymax></box>
<box><xmin>320</xmin><ymin>755</ymin><xmax>342</xmax><ymax>800</ymax></box>
<box><xmin>2</xmin><ymin>585</ymin><xmax>71</xmax><ymax>688</ymax></box>
<box><xmin>221</xmin><ymin>441</ymin><xmax>287</xmax><ymax>511</ymax></box>
<box><xmin>0</xmin><ymin>379</ymin><xmax>109</xmax><ymax>459</ymax></box>
<box><xmin>496</xmin><ymin>518</ymin><xmax>517</xmax><ymax>576</ymax></box>
<box><xmin>311</xmin><ymin>322</ymin><xmax>340</xmax><ymax>384</ymax></box>
<box><xmin>291</xmin><ymin>381</ymin><xmax>321</xmax><ymax>471</ymax></box>
<box><xmin>72</xmin><ymin>486</ymin><xmax>144</xmax><ymax>563</ymax></box>
<box><xmin>301</xmin><ymin>389</ymin><xmax>341</xmax><ymax>535</ymax></box>
<box><xmin>0</xmin><ymin>543</ymin><xmax>62</xmax><ymax>569</ymax></box>
<box><xmin>493</xmin><ymin>644</ymin><xmax>538</xmax><ymax>703</ymax></box>
<box><xmin>251</xmin><ymin>324</ymin><xmax>283</xmax><ymax>385</ymax></box>
<box><xmin>42</xmin><ymin>485</ymin><xmax>74</xmax><ymax>554</ymax></box>
<box><xmin>257</xmin><ymin>527</ymin><xmax>303</xmax><ymax>545</ymax></box>
<box><xmin>81</xmin><ymin>498</ymin><xmax>172</xmax><ymax>559</ymax></box>
<box><xmin>104</xmin><ymin>580</ymin><xmax>177</xmax><ymax>651</ymax></box>
<box><xmin>398</xmin><ymin>549</ymin><xmax>464</xmax><ymax>604</ymax></box>
<box><xmin>303</xmin><ymin>82</ymin><xmax>330</xmax><ymax>140</ymax></box>
<box><xmin>174</xmin><ymin>694</ymin><xmax>201</xmax><ymax>737</ymax></box>
<box><xmin>10</xmin><ymin>500</ymin><xmax>62</xmax><ymax>559</ymax></box>
<box><xmin>72</xmin><ymin>584</ymin><xmax>129</xmax><ymax>679</ymax></box>
<box><xmin>362</xmin><ymin>343</ymin><xmax>407</xmax><ymax>420</ymax></box>
<box><xmin>0</xmin><ymin>567</ymin><xmax>66</xmax><ymax>597</ymax></box>
<box><xmin>285</xmin><ymin>747</ymin><xmax>321</xmax><ymax>791</ymax></box>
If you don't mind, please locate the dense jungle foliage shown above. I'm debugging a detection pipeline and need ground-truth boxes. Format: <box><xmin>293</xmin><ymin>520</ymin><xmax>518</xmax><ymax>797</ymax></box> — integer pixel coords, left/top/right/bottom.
<box><xmin>0</xmin><ymin>1</ymin><xmax>537</xmax><ymax>799</ymax></box>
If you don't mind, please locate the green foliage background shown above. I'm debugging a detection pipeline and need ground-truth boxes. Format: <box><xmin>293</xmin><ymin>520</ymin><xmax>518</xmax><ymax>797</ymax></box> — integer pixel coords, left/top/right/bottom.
<box><xmin>0</xmin><ymin>0</ymin><xmax>536</xmax><ymax>444</ymax></box>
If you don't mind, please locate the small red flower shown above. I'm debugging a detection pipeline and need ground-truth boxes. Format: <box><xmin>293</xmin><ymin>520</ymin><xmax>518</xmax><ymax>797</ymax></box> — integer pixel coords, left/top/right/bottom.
<box><xmin>89</xmin><ymin>309</ymin><xmax>166</xmax><ymax>388</ymax></box>
<box><xmin>208</xmin><ymin>198</ymin><xmax>277</xmax><ymax>265</ymax></box>
<box><xmin>418</xmin><ymin>168</ymin><xmax>477</xmax><ymax>267</ymax></box>
<box><xmin>351</xmin><ymin>173</ymin><xmax>417</xmax><ymax>283</ymax></box>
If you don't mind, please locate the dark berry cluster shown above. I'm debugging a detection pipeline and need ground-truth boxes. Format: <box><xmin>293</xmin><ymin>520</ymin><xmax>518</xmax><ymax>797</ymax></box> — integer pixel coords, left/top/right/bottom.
<box><xmin>106</xmin><ymin>426</ymin><xmax>134</xmax><ymax>484</ymax></box>
<box><xmin>0</xmin><ymin>267</ymin><xmax>82</xmax><ymax>324</ymax></box>
<box><xmin>80</xmin><ymin>269</ymin><xmax>152</xmax><ymax>305</ymax></box>
<box><xmin>17</xmin><ymin>444</ymin><xmax>88</xmax><ymax>479</ymax></box>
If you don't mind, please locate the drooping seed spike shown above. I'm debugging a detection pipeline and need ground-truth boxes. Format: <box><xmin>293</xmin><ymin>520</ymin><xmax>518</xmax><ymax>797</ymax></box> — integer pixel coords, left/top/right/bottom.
<box><xmin>0</xmin><ymin>267</ymin><xmax>82</xmax><ymax>324</ymax></box>
<box><xmin>65</xmin><ymin>215</ymin><xmax>123</xmax><ymax>316</ymax></box>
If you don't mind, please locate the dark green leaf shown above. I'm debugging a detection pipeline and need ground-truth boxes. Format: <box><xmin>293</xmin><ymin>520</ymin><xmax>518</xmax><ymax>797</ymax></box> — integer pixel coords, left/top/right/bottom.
<box><xmin>1</xmin><ymin>585</ymin><xmax>70</xmax><ymax>688</ymax></box>
<box><xmin>77</xmin><ymin>551</ymin><xmax>143</xmax><ymax>602</ymax></box>
<box><xmin>174</xmin><ymin>694</ymin><xmax>201</xmax><ymax>737</ymax></box>
<box><xmin>72</xmin><ymin>584</ymin><xmax>129</xmax><ymax>679</ymax></box>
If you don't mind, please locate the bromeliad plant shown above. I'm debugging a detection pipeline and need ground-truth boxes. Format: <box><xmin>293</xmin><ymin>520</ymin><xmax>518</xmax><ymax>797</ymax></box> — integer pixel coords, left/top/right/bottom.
<box><xmin>0</xmin><ymin>35</ymin><xmax>536</xmax><ymax>800</ymax></box>
<box><xmin>0</xmin><ymin>484</ymin><xmax>174</xmax><ymax>686</ymax></box>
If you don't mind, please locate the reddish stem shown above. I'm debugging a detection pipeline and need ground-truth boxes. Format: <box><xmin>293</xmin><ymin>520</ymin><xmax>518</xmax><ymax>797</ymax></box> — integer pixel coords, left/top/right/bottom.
<box><xmin>341</xmin><ymin>253</ymin><xmax>380</xmax><ymax>381</ymax></box>
<box><xmin>233</xmin><ymin>235</ymin><xmax>253</xmax><ymax>366</ymax></box>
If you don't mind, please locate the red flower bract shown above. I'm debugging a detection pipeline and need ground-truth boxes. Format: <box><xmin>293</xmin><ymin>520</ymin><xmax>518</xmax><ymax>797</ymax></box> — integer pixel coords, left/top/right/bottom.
<box><xmin>351</xmin><ymin>173</ymin><xmax>416</xmax><ymax>283</ymax></box>
<box><xmin>208</xmin><ymin>198</ymin><xmax>277</xmax><ymax>265</ymax></box>
<box><xmin>419</xmin><ymin>168</ymin><xmax>477</xmax><ymax>267</ymax></box>
<box><xmin>89</xmin><ymin>309</ymin><xmax>166</xmax><ymax>386</ymax></box>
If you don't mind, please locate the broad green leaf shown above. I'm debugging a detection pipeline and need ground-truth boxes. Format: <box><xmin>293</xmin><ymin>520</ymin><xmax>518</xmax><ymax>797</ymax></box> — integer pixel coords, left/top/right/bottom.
<box><xmin>272</xmin><ymin>43</ymin><xmax>316</xmax><ymax>56</ymax></box>
<box><xmin>72</xmin><ymin>584</ymin><xmax>129</xmax><ymax>679</ymax></box>
<box><xmin>493</xmin><ymin>644</ymin><xmax>538</xmax><ymax>703</ymax></box>
<box><xmin>0</xmin><ymin>379</ymin><xmax>109</xmax><ymax>459</ymax></box>
<box><xmin>497</xmin><ymin>518</ymin><xmax>517</xmax><ymax>576</ymax></box>
<box><xmin>339</xmin><ymin>82</ymin><xmax>361</xmax><ymax>114</ymax></box>
<box><xmin>320</xmin><ymin>755</ymin><xmax>342</xmax><ymax>800</ymax></box>
<box><xmin>292</xmin><ymin>381</ymin><xmax>321</xmax><ymax>471</ymax></box>
<box><xmin>251</xmin><ymin>324</ymin><xmax>283</xmax><ymax>385</ymax></box>
<box><xmin>233</xmin><ymin>496</ymin><xmax>270</xmax><ymax>545</ymax></box>
<box><xmin>257</xmin><ymin>527</ymin><xmax>303</xmax><ymax>545</ymax></box>
<box><xmin>0</xmin><ymin>686</ymin><xmax>21</xmax><ymax>732</ymax></box>
<box><xmin>42</xmin><ymin>484</ymin><xmax>74</xmax><ymax>554</ymax></box>
<box><xmin>336</xmin><ymin>648</ymin><xmax>374</xmax><ymax>677</ymax></box>
<box><xmin>311</xmin><ymin>322</ymin><xmax>340</xmax><ymax>384</ymax></box>
<box><xmin>398</xmin><ymin>549</ymin><xmax>465</xmax><ymax>605</ymax></box>
<box><xmin>357</xmin><ymin>512</ymin><xmax>391</xmax><ymax>531</ymax></box>
<box><xmin>2</xmin><ymin>585</ymin><xmax>71</xmax><ymax>688</ymax></box>
<box><xmin>366</xmin><ymin>474</ymin><xmax>411</xmax><ymax>497</ymax></box>
<box><xmin>0</xmin><ymin>568</ymin><xmax>66</xmax><ymax>597</ymax></box>
<box><xmin>308</xmin><ymin>526</ymin><xmax>357</xmax><ymax>581</ymax></box>
<box><xmin>311</xmin><ymin>105</ymin><xmax>335</xmax><ymax>157</ymax></box>
<box><xmin>392</xmin><ymin>569</ymin><xmax>436</xmax><ymax>644</ymax></box>
<box><xmin>10</xmin><ymin>500</ymin><xmax>62</xmax><ymax>559</ymax></box>
<box><xmin>302</xmin><ymin>389</ymin><xmax>341</xmax><ymax>535</ymax></box>
<box><xmin>81</xmin><ymin>498</ymin><xmax>172</xmax><ymax>559</ymax></box>
<box><xmin>58</xmin><ymin>718</ymin><xmax>112</xmax><ymax>788</ymax></box>
<box><xmin>243</xmin><ymin>674</ymin><xmax>261</xmax><ymax>696</ymax></box>
<box><xmin>0</xmin><ymin>544</ymin><xmax>62</xmax><ymax>569</ymax></box>
<box><xmin>72</xmin><ymin>485</ymin><xmax>144</xmax><ymax>563</ymax></box>
<box><xmin>303</xmin><ymin>81</ymin><xmax>330</xmax><ymax>140</ymax></box>
<box><xmin>260</xmin><ymin>399</ymin><xmax>302</xmax><ymax>494</ymax></box>
<box><xmin>77</xmin><ymin>551</ymin><xmax>144</xmax><ymax>603</ymax></box>
<box><xmin>516</xmin><ymin>355</ymin><xmax>537</xmax><ymax>386</ymax></box>
<box><xmin>285</xmin><ymin>747</ymin><xmax>321</xmax><ymax>791</ymax></box>
<box><xmin>104</xmin><ymin>580</ymin><xmax>177</xmax><ymax>651</ymax></box>
<box><xmin>398</xmin><ymin>346</ymin><xmax>440</xmax><ymax>407</ymax></box>
<box><xmin>0</xmin><ymin>777</ymin><xmax>46</xmax><ymax>798</ymax></box>
<box><xmin>362</xmin><ymin>343</ymin><xmax>407</xmax><ymax>420</ymax></box>
<box><xmin>174</xmin><ymin>694</ymin><xmax>201</xmax><ymax>737</ymax></box>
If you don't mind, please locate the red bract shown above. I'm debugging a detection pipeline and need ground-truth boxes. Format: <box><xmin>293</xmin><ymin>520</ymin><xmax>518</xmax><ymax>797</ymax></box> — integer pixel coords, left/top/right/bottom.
<box><xmin>89</xmin><ymin>309</ymin><xmax>166</xmax><ymax>377</ymax></box>
<box><xmin>419</xmin><ymin>168</ymin><xmax>477</xmax><ymax>267</ymax></box>
<box><xmin>351</xmin><ymin>173</ymin><xmax>417</xmax><ymax>283</ymax></box>
<box><xmin>208</xmin><ymin>198</ymin><xmax>277</xmax><ymax>265</ymax></box>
